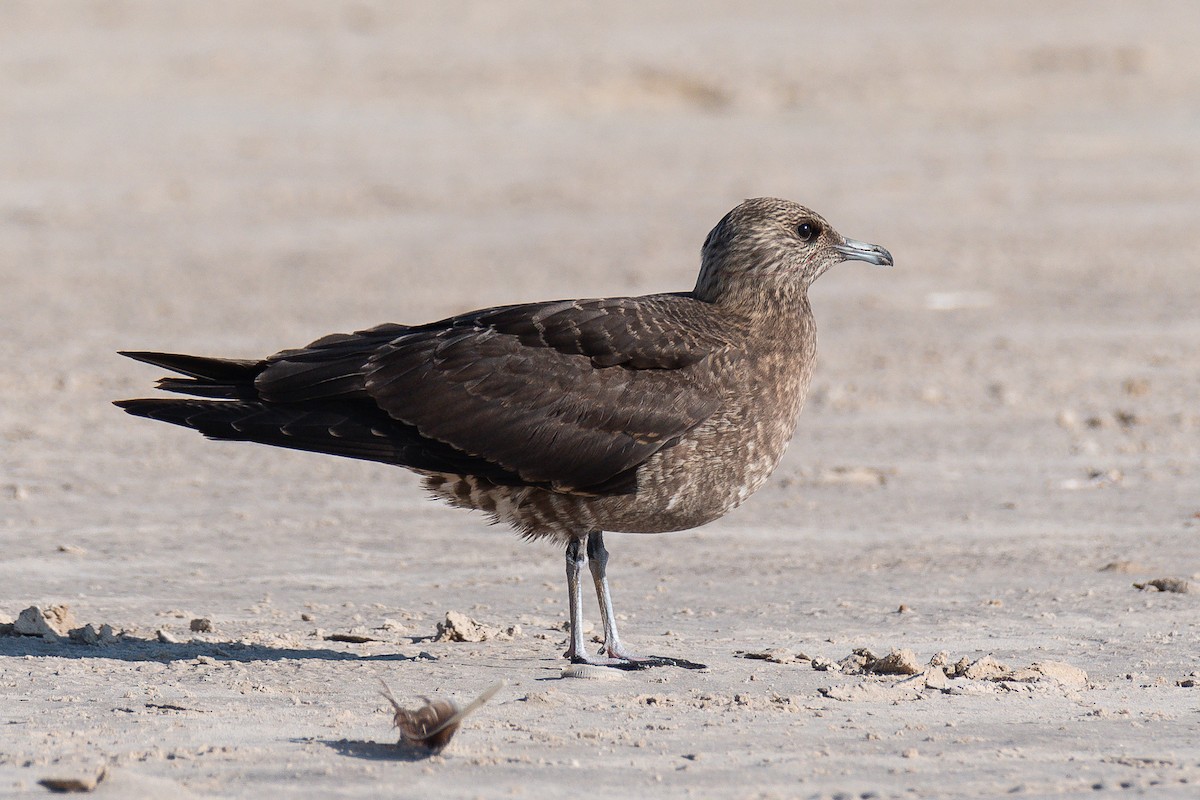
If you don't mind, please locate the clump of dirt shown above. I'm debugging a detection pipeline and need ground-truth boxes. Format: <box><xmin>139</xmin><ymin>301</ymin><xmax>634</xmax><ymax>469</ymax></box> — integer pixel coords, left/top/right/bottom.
<box><xmin>735</xmin><ymin>648</ymin><xmax>810</xmax><ymax>664</ymax></box>
<box><xmin>742</xmin><ymin>644</ymin><xmax>1090</xmax><ymax>690</ymax></box>
<box><xmin>38</xmin><ymin>766</ymin><xmax>107</xmax><ymax>794</ymax></box>
<box><xmin>435</xmin><ymin>611</ymin><xmax>521</xmax><ymax>643</ymax></box>
<box><xmin>2</xmin><ymin>604</ymin><xmax>124</xmax><ymax>645</ymax></box>
<box><xmin>954</xmin><ymin>654</ymin><xmax>1010</xmax><ymax>680</ymax></box>
<box><xmin>866</xmin><ymin>648</ymin><xmax>924</xmax><ymax>675</ymax></box>
<box><xmin>816</xmin><ymin>649</ymin><xmax>1089</xmax><ymax>702</ymax></box>
<box><xmin>811</xmin><ymin>647</ymin><xmax>923</xmax><ymax>676</ymax></box>
<box><xmin>1133</xmin><ymin>578</ymin><xmax>1190</xmax><ymax>594</ymax></box>
<box><xmin>922</xmin><ymin>652</ymin><xmax>1087</xmax><ymax>687</ymax></box>
<box><xmin>69</xmin><ymin>623</ymin><xmax>121</xmax><ymax>645</ymax></box>
<box><xmin>937</xmin><ymin>654</ymin><xmax>1088</xmax><ymax>688</ymax></box>
<box><xmin>10</xmin><ymin>605</ymin><xmax>76</xmax><ymax>639</ymax></box>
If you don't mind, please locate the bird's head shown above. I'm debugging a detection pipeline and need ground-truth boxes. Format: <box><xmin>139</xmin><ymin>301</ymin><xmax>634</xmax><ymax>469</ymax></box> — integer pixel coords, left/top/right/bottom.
<box><xmin>694</xmin><ymin>197</ymin><xmax>892</xmax><ymax>308</ymax></box>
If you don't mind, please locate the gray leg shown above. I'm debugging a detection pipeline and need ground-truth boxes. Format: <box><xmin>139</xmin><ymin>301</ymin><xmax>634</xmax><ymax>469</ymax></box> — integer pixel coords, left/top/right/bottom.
<box><xmin>586</xmin><ymin>531</ymin><xmax>650</xmax><ymax>662</ymax></box>
<box><xmin>562</xmin><ymin>531</ymin><xmax>701</xmax><ymax>669</ymax></box>
<box><xmin>563</xmin><ymin>536</ymin><xmax>590</xmax><ymax>662</ymax></box>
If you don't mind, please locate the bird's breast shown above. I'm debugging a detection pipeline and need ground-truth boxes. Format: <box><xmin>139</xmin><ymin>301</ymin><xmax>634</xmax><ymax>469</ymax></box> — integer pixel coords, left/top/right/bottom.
<box><xmin>586</xmin><ymin>321</ymin><xmax>817</xmax><ymax>533</ymax></box>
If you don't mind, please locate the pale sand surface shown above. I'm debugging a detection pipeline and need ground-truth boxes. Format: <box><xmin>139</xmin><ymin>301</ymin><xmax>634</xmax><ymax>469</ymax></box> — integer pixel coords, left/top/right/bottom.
<box><xmin>2</xmin><ymin>2</ymin><xmax>1199</xmax><ymax>797</ymax></box>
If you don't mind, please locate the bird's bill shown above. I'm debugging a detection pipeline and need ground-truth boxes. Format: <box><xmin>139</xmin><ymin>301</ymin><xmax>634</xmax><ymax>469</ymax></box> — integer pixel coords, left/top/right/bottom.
<box><xmin>834</xmin><ymin>238</ymin><xmax>894</xmax><ymax>267</ymax></box>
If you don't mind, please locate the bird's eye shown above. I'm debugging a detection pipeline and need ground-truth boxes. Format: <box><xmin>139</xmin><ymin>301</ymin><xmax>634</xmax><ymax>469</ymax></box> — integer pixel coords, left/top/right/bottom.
<box><xmin>797</xmin><ymin>222</ymin><xmax>820</xmax><ymax>242</ymax></box>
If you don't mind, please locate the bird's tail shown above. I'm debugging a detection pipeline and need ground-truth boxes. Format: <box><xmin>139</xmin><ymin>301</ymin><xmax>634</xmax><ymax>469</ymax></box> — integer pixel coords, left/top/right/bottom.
<box><xmin>115</xmin><ymin>349</ymin><xmax>416</xmax><ymax>462</ymax></box>
<box><xmin>113</xmin><ymin>396</ymin><xmax>430</xmax><ymax>466</ymax></box>
<box><xmin>117</xmin><ymin>351</ymin><xmax>262</xmax><ymax>399</ymax></box>
<box><xmin>115</xmin><ymin>346</ymin><xmax>541</xmax><ymax>487</ymax></box>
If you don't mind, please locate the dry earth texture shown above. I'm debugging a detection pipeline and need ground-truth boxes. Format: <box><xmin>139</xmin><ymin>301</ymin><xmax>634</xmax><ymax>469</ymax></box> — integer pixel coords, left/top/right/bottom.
<box><xmin>1</xmin><ymin>2</ymin><xmax>1198</xmax><ymax>798</ymax></box>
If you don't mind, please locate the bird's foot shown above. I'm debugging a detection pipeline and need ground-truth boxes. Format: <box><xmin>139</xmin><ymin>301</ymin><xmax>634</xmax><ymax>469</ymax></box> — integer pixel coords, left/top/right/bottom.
<box><xmin>604</xmin><ymin>643</ymin><xmax>658</xmax><ymax>664</ymax></box>
<box><xmin>566</xmin><ymin>647</ymin><xmax>707</xmax><ymax>671</ymax></box>
<box><xmin>567</xmin><ymin>652</ymin><xmax>641</xmax><ymax>668</ymax></box>
<box><xmin>605</xmin><ymin>643</ymin><xmax>706</xmax><ymax>670</ymax></box>
<box><xmin>564</xmin><ymin>642</ymin><xmax>623</xmax><ymax>667</ymax></box>
<box><xmin>609</xmin><ymin>655</ymin><xmax>708</xmax><ymax>671</ymax></box>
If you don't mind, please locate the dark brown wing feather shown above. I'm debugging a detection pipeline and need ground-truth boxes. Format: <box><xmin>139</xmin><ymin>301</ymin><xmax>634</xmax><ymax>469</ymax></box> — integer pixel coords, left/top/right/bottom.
<box><xmin>121</xmin><ymin>296</ymin><xmax>729</xmax><ymax>495</ymax></box>
<box><xmin>358</xmin><ymin>298</ymin><xmax>724</xmax><ymax>491</ymax></box>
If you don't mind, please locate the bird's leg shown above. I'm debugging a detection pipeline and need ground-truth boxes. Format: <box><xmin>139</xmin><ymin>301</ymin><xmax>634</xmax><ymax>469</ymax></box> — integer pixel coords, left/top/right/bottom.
<box><xmin>564</xmin><ymin>532</ymin><xmax>642</xmax><ymax>666</ymax></box>
<box><xmin>586</xmin><ymin>530</ymin><xmax>653</xmax><ymax>663</ymax></box>
<box><xmin>563</xmin><ymin>536</ymin><xmax>591</xmax><ymax>662</ymax></box>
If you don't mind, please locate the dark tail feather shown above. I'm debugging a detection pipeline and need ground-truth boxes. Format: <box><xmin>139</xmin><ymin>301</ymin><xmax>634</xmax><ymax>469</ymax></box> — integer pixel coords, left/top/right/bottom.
<box><xmin>113</xmin><ymin>398</ymin><xmax>410</xmax><ymax>464</ymax></box>
<box><xmin>113</xmin><ymin>397</ymin><xmax>534</xmax><ymax>486</ymax></box>
<box><xmin>118</xmin><ymin>351</ymin><xmax>261</xmax><ymax>381</ymax></box>
<box><xmin>119</xmin><ymin>351</ymin><xmax>263</xmax><ymax>399</ymax></box>
<box><xmin>114</xmin><ymin>398</ymin><xmax>241</xmax><ymax>430</ymax></box>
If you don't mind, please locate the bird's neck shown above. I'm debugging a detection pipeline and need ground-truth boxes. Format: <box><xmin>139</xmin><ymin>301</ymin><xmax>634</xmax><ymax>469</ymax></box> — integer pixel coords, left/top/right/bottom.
<box><xmin>695</xmin><ymin>276</ymin><xmax>812</xmax><ymax>325</ymax></box>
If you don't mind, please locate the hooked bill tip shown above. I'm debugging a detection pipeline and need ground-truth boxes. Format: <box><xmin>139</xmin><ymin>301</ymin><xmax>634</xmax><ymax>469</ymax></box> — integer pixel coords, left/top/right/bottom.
<box><xmin>835</xmin><ymin>238</ymin><xmax>894</xmax><ymax>268</ymax></box>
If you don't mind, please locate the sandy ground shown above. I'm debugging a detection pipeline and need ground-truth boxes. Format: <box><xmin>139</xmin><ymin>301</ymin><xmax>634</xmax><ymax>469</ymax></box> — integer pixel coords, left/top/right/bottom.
<box><xmin>2</xmin><ymin>2</ymin><xmax>1199</xmax><ymax>797</ymax></box>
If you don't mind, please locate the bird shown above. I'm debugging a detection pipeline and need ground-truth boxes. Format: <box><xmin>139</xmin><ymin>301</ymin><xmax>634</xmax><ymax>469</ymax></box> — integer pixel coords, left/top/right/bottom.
<box><xmin>116</xmin><ymin>197</ymin><xmax>893</xmax><ymax>668</ymax></box>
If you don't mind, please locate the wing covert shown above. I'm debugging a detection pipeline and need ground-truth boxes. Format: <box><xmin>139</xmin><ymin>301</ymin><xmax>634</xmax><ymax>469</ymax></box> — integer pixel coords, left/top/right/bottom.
<box><xmin>365</xmin><ymin>296</ymin><xmax>727</xmax><ymax>492</ymax></box>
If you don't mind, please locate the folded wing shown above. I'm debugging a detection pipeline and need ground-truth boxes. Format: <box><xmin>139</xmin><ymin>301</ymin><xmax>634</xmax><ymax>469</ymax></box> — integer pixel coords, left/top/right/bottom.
<box><xmin>122</xmin><ymin>296</ymin><xmax>728</xmax><ymax>495</ymax></box>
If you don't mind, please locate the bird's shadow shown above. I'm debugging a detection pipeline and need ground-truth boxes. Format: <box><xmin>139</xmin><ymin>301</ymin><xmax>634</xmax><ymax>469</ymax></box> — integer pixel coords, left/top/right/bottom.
<box><xmin>316</xmin><ymin>738</ymin><xmax>439</xmax><ymax>762</ymax></box>
<box><xmin>0</xmin><ymin>632</ymin><xmax>416</xmax><ymax>663</ymax></box>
